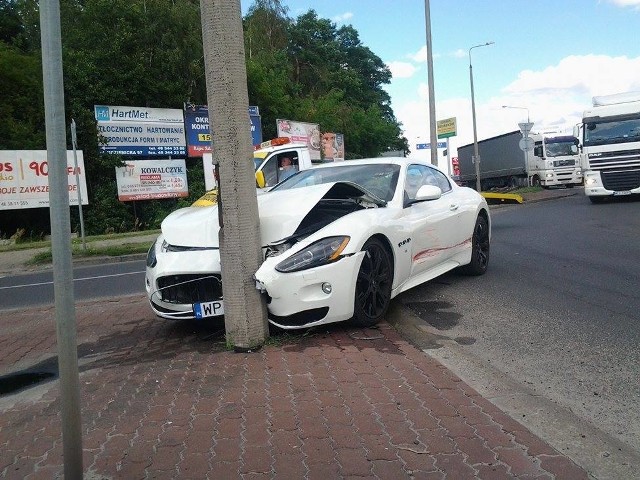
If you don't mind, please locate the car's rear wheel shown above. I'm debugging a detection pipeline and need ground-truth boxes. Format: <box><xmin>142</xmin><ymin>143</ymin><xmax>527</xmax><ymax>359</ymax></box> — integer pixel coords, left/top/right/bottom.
<box><xmin>460</xmin><ymin>215</ymin><xmax>490</xmax><ymax>276</ymax></box>
<box><xmin>351</xmin><ymin>238</ymin><xmax>393</xmax><ymax>327</ymax></box>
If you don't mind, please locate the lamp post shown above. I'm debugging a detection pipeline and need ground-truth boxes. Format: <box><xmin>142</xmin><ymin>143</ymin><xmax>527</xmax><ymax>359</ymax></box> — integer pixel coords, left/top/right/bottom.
<box><xmin>469</xmin><ymin>41</ymin><xmax>494</xmax><ymax>192</ymax></box>
<box><xmin>501</xmin><ymin>105</ymin><xmax>530</xmax><ymax>124</ymax></box>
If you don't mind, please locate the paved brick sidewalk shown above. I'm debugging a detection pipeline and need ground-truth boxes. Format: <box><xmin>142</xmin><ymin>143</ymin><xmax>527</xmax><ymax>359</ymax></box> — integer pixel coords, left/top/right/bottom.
<box><xmin>0</xmin><ymin>295</ymin><xmax>589</xmax><ymax>479</ymax></box>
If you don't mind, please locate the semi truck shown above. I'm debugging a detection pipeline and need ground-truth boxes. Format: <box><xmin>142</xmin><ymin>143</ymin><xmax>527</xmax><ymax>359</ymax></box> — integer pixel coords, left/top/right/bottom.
<box><xmin>456</xmin><ymin>130</ymin><xmax>582</xmax><ymax>190</ymax></box>
<box><xmin>578</xmin><ymin>92</ymin><xmax>640</xmax><ymax>203</ymax></box>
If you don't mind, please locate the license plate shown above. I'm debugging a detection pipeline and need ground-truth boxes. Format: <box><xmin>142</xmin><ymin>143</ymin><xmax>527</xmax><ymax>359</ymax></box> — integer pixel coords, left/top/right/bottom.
<box><xmin>193</xmin><ymin>300</ymin><xmax>224</xmax><ymax>319</ymax></box>
<box><xmin>613</xmin><ymin>190</ymin><xmax>632</xmax><ymax>196</ymax></box>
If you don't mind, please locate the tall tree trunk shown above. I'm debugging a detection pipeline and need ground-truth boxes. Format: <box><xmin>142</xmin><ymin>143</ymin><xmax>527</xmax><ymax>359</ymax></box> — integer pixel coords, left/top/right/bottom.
<box><xmin>200</xmin><ymin>0</ymin><xmax>268</xmax><ymax>349</ymax></box>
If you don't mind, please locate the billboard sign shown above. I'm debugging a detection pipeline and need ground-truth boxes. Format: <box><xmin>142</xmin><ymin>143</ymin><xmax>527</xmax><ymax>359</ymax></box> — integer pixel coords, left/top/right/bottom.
<box><xmin>95</xmin><ymin>105</ymin><xmax>187</xmax><ymax>157</ymax></box>
<box><xmin>321</xmin><ymin>132</ymin><xmax>345</xmax><ymax>161</ymax></box>
<box><xmin>437</xmin><ymin>117</ymin><xmax>457</xmax><ymax>139</ymax></box>
<box><xmin>0</xmin><ymin>150</ymin><xmax>88</xmax><ymax>210</ymax></box>
<box><xmin>184</xmin><ymin>104</ymin><xmax>262</xmax><ymax>157</ymax></box>
<box><xmin>115</xmin><ymin>159</ymin><xmax>188</xmax><ymax>201</ymax></box>
<box><xmin>276</xmin><ymin>119</ymin><xmax>321</xmax><ymax>161</ymax></box>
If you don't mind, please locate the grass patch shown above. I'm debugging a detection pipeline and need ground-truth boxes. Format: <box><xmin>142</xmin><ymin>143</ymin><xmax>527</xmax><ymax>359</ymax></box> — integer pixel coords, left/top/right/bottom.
<box><xmin>510</xmin><ymin>186</ymin><xmax>544</xmax><ymax>194</ymax></box>
<box><xmin>26</xmin><ymin>242</ymin><xmax>153</xmax><ymax>266</ymax></box>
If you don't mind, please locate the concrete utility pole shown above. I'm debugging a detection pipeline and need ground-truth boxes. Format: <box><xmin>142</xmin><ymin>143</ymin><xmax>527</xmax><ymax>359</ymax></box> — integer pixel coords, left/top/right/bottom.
<box><xmin>424</xmin><ymin>0</ymin><xmax>438</xmax><ymax>166</ymax></box>
<box><xmin>468</xmin><ymin>41</ymin><xmax>494</xmax><ymax>192</ymax></box>
<box><xmin>39</xmin><ymin>1</ymin><xmax>83</xmax><ymax>477</ymax></box>
<box><xmin>200</xmin><ymin>0</ymin><xmax>268</xmax><ymax>350</ymax></box>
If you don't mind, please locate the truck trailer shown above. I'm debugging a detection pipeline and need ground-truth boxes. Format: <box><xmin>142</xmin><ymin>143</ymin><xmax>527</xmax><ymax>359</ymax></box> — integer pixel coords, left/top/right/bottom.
<box><xmin>456</xmin><ymin>130</ymin><xmax>581</xmax><ymax>190</ymax></box>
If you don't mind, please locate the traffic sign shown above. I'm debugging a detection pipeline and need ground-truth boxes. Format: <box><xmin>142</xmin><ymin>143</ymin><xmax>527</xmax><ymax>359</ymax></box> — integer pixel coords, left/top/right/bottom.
<box><xmin>518</xmin><ymin>122</ymin><xmax>534</xmax><ymax>137</ymax></box>
<box><xmin>416</xmin><ymin>142</ymin><xmax>447</xmax><ymax>150</ymax></box>
<box><xmin>519</xmin><ymin>137</ymin><xmax>534</xmax><ymax>152</ymax></box>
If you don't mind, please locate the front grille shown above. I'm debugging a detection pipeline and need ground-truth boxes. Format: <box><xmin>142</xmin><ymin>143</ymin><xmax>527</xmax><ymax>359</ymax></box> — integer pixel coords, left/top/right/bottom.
<box><xmin>601</xmin><ymin>168</ymin><xmax>640</xmax><ymax>191</ymax></box>
<box><xmin>553</xmin><ymin>159</ymin><xmax>575</xmax><ymax>167</ymax></box>
<box><xmin>157</xmin><ymin>274</ymin><xmax>223</xmax><ymax>304</ymax></box>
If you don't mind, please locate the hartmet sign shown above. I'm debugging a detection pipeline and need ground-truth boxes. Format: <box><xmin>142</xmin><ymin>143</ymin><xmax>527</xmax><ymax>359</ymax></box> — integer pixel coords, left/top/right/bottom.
<box><xmin>95</xmin><ymin>105</ymin><xmax>187</xmax><ymax>157</ymax></box>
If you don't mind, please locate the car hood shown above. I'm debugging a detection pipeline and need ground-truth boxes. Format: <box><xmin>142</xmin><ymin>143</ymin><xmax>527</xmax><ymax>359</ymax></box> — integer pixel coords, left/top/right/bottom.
<box><xmin>160</xmin><ymin>182</ymin><xmax>384</xmax><ymax>248</ymax></box>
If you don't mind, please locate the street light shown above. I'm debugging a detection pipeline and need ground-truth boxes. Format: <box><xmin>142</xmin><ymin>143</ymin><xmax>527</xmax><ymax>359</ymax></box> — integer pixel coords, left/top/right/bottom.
<box><xmin>469</xmin><ymin>41</ymin><xmax>494</xmax><ymax>192</ymax></box>
<box><xmin>501</xmin><ymin>105</ymin><xmax>530</xmax><ymax>124</ymax></box>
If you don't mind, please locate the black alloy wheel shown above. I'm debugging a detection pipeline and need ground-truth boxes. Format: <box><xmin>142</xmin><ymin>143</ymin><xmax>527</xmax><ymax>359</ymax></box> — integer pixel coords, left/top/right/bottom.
<box><xmin>351</xmin><ymin>238</ymin><xmax>393</xmax><ymax>327</ymax></box>
<box><xmin>460</xmin><ymin>215</ymin><xmax>490</xmax><ymax>276</ymax></box>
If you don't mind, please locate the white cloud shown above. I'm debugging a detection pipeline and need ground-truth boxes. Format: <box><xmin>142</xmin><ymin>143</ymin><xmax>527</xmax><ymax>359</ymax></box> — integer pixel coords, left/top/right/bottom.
<box><xmin>396</xmin><ymin>54</ymin><xmax>640</xmax><ymax>163</ymax></box>
<box><xmin>332</xmin><ymin>12</ymin><xmax>354</xmax><ymax>23</ymax></box>
<box><xmin>607</xmin><ymin>0</ymin><xmax>640</xmax><ymax>8</ymax></box>
<box><xmin>387</xmin><ymin>61</ymin><xmax>418</xmax><ymax>79</ymax></box>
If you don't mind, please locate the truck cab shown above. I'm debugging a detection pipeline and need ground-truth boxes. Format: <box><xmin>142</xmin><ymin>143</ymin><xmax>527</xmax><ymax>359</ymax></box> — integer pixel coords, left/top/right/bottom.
<box><xmin>193</xmin><ymin>137</ymin><xmax>317</xmax><ymax>207</ymax></box>
<box><xmin>579</xmin><ymin>92</ymin><xmax>640</xmax><ymax>203</ymax></box>
<box><xmin>529</xmin><ymin>133</ymin><xmax>582</xmax><ymax>188</ymax></box>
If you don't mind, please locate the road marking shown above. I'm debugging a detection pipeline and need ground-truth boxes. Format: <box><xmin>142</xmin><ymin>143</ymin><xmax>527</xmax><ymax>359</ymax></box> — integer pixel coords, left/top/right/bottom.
<box><xmin>0</xmin><ymin>270</ymin><xmax>145</xmax><ymax>290</ymax></box>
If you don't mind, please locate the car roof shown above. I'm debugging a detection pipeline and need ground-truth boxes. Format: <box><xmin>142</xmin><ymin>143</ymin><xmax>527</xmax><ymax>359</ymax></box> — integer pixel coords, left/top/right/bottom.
<box><xmin>310</xmin><ymin>157</ymin><xmax>447</xmax><ymax>172</ymax></box>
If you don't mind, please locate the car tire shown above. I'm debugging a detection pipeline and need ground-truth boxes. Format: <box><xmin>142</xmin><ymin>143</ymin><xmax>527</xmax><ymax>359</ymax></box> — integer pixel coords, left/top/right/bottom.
<box><xmin>351</xmin><ymin>238</ymin><xmax>393</xmax><ymax>328</ymax></box>
<box><xmin>460</xmin><ymin>215</ymin><xmax>490</xmax><ymax>276</ymax></box>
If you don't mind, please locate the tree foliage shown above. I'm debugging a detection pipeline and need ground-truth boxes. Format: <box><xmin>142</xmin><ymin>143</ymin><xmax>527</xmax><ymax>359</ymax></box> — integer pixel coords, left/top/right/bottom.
<box><xmin>0</xmin><ymin>0</ymin><xmax>408</xmax><ymax>237</ymax></box>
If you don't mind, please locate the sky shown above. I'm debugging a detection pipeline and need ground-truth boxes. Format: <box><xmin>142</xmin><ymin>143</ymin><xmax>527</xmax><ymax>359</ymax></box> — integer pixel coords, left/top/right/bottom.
<box><xmin>243</xmin><ymin>0</ymin><xmax>640</xmax><ymax>169</ymax></box>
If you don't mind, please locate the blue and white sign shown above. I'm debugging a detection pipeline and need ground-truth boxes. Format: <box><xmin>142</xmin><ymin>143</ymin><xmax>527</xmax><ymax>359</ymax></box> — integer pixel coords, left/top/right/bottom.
<box><xmin>95</xmin><ymin>105</ymin><xmax>187</xmax><ymax>157</ymax></box>
<box><xmin>184</xmin><ymin>104</ymin><xmax>262</xmax><ymax>157</ymax></box>
<box><xmin>416</xmin><ymin>142</ymin><xmax>447</xmax><ymax>150</ymax></box>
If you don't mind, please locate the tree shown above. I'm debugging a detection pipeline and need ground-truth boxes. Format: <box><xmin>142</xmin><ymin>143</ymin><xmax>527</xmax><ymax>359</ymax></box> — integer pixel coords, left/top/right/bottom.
<box><xmin>200</xmin><ymin>0</ymin><xmax>268</xmax><ymax>349</ymax></box>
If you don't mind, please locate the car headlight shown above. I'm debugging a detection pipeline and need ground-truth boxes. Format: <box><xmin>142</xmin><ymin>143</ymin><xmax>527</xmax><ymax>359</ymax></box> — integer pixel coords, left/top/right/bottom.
<box><xmin>146</xmin><ymin>240</ymin><xmax>157</xmax><ymax>268</ymax></box>
<box><xmin>275</xmin><ymin>236</ymin><xmax>350</xmax><ymax>273</ymax></box>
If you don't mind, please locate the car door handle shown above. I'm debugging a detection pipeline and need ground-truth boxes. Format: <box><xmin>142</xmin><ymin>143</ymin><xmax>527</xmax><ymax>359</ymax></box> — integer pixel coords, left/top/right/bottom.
<box><xmin>449</xmin><ymin>204</ymin><xmax>459</xmax><ymax>211</ymax></box>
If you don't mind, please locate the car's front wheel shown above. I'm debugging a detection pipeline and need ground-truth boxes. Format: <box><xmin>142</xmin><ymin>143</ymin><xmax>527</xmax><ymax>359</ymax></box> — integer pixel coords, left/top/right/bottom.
<box><xmin>460</xmin><ymin>215</ymin><xmax>490</xmax><ymax>276</ymax></box>
<box><xmin>351</xmin><ymin>238</ymin><xmax>393</xmax><ymax>327</ymax></box>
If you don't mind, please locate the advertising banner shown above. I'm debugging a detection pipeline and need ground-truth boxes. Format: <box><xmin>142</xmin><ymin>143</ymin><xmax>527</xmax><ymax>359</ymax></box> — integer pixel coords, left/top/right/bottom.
<box><xmin>115</xmin><ymin>159</ymin><xmax>188</xmax><ymax>201</ymax></box>
<box><xmin>0</xmin><ymin>150</ymin><xmax>88</xmax><ymax>210</ymax></box>
<box><xmin>321</xmin><ymin>132</ymin><xmax>345</xmax><ymax>161</ymax></box>
<box><xmin>276</xmin><ymin>119</ymin><xmax>321</xmax><ymax>161</ymax></box>
<box><xmin>95</xmin><ymin>105</ymin><xmax>187</xmax><ymax>157</ymax></box>
<box><xmin>184</xmin><ymin>104</ymin><xmax>262</xmax><ymax>157</ymax></box>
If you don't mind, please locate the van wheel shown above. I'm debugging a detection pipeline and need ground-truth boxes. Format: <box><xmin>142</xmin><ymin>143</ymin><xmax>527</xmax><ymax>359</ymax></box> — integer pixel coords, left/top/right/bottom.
<box><xmin>351</xmin><ymin>238</ymin><xmax>393</xmax><ymax>327</ymax></box>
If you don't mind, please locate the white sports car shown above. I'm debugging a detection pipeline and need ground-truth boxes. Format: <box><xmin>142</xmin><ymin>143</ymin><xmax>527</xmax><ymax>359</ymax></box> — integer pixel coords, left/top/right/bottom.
<box><xmin>145</xmin><ymin>158</ymin><xmax>491</xmax><ymax>329</ymax></box>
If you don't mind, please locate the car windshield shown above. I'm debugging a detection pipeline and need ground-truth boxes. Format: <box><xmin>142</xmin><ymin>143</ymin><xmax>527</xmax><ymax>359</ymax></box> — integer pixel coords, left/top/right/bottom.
<box><xmin>271</xmin><ymin>163</ymin><xmax>401</xmax><ymax>201</ymax></box>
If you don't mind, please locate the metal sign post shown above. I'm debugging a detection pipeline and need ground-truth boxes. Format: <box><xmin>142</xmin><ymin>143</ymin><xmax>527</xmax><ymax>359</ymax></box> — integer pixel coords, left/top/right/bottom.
<box><xmin>71</xmin><ymin>120</ymin><xmax>86</xmax><ymax>251</ymax></box>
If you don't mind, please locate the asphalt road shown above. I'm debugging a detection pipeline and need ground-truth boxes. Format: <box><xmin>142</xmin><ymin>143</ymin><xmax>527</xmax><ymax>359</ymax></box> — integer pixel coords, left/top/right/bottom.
<box><xmin>394</xmin><ymin>194</ymin><xmax>640</xmax><ymax>458</ymax></box>
<box><xmin>0</xmin><ymin>260</ymin><xmax>146</xmax><ymax>310</ymax></box>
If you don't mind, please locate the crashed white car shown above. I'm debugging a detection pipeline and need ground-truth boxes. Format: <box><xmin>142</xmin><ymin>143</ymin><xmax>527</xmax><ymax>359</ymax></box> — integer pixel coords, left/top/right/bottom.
<box><xmin>145</xmin><ymin>158</ymin><xmax>491</xmax><ymax>330</ymax></box>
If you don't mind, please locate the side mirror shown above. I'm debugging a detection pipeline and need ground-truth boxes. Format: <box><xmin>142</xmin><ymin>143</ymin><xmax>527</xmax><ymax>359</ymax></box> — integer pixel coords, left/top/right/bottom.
<box><xmin>414</xmin><ymin>185</ymin><xmax>442</xmax><ymax>201</ymax></box>
<box><xmin>570</xmin><ymin>145</ymin><xmax>578</xmax><ymax>154</ymax></box>
<box><xmin>255</xmin><ymin>170</ymin><xmax>266</xmax><ymax>188</ymax></box>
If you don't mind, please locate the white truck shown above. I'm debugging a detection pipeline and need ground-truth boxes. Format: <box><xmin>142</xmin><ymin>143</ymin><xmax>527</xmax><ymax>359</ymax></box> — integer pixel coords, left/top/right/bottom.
<box><xmin>578</xmin><ymin>92</ymin><xmax>640</xmax><ymax>203</ymax></box>
<box><xmin>530</xmin><ymin>132</ymin><xmax>583</xmax><ymax>188</ymax></box>
<box><xmin>456</xmin><ymin>130</ymin><xmax>582</xmax><ymax>190</ymax></box>
<box><xmin>194</xmin><ymin>137</ymin><xmax>321</xmax><ymax>206</ymax></box>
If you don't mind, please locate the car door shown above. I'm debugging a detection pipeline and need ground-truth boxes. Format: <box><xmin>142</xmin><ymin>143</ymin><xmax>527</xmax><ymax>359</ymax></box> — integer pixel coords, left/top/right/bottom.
<box><xmin>402</xmin><ymin>164</ymin><xmax>461</xmax><ymax>278</ymax></box>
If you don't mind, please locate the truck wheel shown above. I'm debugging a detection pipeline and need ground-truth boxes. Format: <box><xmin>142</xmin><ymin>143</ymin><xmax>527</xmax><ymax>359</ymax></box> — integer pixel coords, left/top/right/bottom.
<box><xmin>531</xmin><ymin>175</ymin><xmax>541</xmax><ymax>187</ymax></box>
